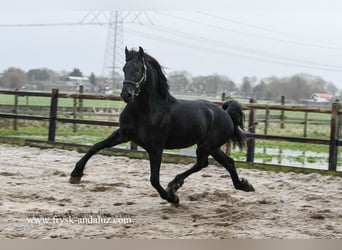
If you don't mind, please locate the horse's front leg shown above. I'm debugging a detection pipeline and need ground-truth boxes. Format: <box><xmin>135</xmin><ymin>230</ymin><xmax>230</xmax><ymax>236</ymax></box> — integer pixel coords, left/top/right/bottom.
<box><xmin>148</xmin><ymin>150</ymin><xmax>179</xmax><ymax>204</ymax></box>
<box><xmin>70</xmin><ymin>129</ymin><xmax>129</xmax><ymax>184</ymax></box>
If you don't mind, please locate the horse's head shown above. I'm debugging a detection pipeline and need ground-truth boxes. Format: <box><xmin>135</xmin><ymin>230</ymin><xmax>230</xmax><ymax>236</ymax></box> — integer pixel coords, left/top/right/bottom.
<box><xmin>121</xmin><ymin>46</ymin><xmax>147</xmax><ymax>103</ymax></box>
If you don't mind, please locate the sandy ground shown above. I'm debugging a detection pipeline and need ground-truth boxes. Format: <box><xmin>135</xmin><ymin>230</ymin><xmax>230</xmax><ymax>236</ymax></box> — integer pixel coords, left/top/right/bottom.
<box><xmin>0</xmin><ymin>143</ymin><xmax>341</xmax><ymax>239</ymax></box>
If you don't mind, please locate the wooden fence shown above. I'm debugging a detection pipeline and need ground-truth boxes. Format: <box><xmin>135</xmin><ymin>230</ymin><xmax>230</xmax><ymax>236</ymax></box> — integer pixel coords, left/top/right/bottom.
<box><xmin>0</xmin><ymin>89</ymin><xmax>341</xmax><ymax>171</ymax></box>
<box><xmin>243</xmin><ymin>98</ymin><xmax>341</xmax><ymax>171</ymax></box>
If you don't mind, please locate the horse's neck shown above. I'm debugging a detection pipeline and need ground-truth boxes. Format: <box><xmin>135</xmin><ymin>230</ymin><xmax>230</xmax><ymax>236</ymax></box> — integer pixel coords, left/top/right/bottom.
<box><xmin>134</xmin><ymin>76</ymin><xmax>168</xmax><ymax>112</ymax></box>
<box><xmin>131</xmin><ymin>85</ymin><xmax>160</xmax><ymax>113</ymax></box>
<box><xmin>131</xmin><ymin>66</ymin><xmax>173</xmax><ymax>113</ymax></box>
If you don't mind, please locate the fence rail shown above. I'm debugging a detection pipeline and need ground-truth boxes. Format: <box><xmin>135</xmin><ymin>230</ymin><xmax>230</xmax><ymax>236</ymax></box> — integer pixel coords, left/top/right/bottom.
<box><xmin>0</xmin><ymin>89</ymin><xmax>341</xmax><ymax>171</ymax></box>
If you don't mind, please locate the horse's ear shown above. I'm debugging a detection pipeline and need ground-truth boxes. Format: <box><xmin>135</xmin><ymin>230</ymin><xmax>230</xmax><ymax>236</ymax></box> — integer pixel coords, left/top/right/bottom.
<box><xmin>125</xmin><ymin>46</ymin><xmax>129</xmax><ymax>59</ymax></box>
<box><xmin>138</xmin><ymin>46</ymin><xmax>145</xmax><ymax>58</ymax></box>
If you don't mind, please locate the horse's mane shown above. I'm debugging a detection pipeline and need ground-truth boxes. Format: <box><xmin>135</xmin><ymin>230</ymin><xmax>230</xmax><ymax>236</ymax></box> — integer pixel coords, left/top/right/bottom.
<box><xmin>126</xmin><ymin>49</ymin><xmax>176</xmax><ymax>103</ymax></box>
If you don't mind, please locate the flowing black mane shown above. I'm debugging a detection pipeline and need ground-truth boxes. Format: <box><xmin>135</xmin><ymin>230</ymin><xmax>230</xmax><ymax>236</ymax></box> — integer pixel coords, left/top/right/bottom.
<box><xmin>126</xmin><ymin>49</ymin><xmax>176</xmax><ymax>103</ymax></box>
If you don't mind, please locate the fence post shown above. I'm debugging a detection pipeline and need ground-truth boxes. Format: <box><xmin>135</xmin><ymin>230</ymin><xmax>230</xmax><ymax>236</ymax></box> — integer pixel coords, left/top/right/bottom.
<box><xmin>221</xmin><ymin>92</ymin><xmax>226</xmax><ymax>102</ymax></box>
<box><xmin>13</xmin><ymin>89</ymin><xmax>18</xmax><ymax>131</ymax></box>
<box><xmin>303</xmin><ymin>112</ymin><xmax>308</xmax><ymax>137</ymax></box>
<box><xmin>247</xmin><ymin>98</ymin><xmax>256</xmax><ymax>163</ymax></box>
<box><xmin>339</xmin><ymin>112</ymin><xmax>342</xmax><ymax>138</ymax></box>
<box><xmin>78</xmin><ymin>85</ymin><xmax>83</xmax><ymax>119</ymax></box>
<box><xmin>264</xmin><ymin>105</ymin><xmax>269</xmax><ymax>135</ymax></box>
<box><xmin>73</xmin><ymin>97</ymin><xmax>78</xmax><ymax>132</ymax></box>
<box><xmin>328</xmin><ymin>101</ymin><xmax>340</xmax><ymax>171</ymax></box>
<box><xmin>280</xmin><ymin>95</ymin><xmax>285</xmax><ymax>129</ymax></box>
<box><xmin>48</xmin><ymin>88</ymin><xmax>59</xmax><ymax>143</ymax></box>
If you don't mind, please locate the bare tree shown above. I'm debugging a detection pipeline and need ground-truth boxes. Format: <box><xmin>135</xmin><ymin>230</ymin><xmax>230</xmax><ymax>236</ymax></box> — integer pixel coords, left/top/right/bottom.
<box><xmin>253</xmin><ymin>81</ymin><xmax>267</xmax><ymax>99</ymax></box>
<box><xmin>240</xmin><ymin>76</ymin><xmax>256</xmax><ymax>97</ymax></box>
<box><xmin>168</xmin><ymin>71</ymin><xmax>192</xmax><ymax>94</ymax></box>
<box><xmin>325</xmin><ymin>82</ymin><xmax>338</xmax><ymax>95</ymax></box>
<box><xmin>1</xmin><ymin>67</ymin><xmax>27</xmax><ymax>89</ymax></box>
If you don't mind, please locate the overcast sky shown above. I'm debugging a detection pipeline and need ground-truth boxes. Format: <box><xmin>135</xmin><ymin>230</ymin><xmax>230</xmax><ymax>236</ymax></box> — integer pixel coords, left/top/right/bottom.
<box><xmin>1</xmin><ymin>1</ymin><xmax>342</xmax><ymax>88</ymax></box>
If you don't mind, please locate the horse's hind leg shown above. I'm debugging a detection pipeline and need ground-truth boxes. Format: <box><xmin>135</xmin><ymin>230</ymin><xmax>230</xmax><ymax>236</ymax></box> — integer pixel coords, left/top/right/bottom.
<box><xmin>211</xmin><ymin>148</ymin><xmax>254</xmax><ymax>192</ymax></box>
<box><xmin>167</xmin><ymin>146</ymin><xmax>209</xmax><ymax>196</ymax></box>
<box><xmin>70</xmin><ymin>129</ymin><xmax>129</xmax><ymax>184</ymax></box>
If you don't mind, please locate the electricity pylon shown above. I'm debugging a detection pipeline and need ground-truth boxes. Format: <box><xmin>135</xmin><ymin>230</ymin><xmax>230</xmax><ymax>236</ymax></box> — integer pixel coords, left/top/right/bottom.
<box><xmin>103</xmin><ymin>11</ymin><xmax>124</xmax><ymax>89</ymax></box>
<box><xmin>81</xmin><ymin>11</ymin><xmax>153</xmax><ymax>90</ymax></box>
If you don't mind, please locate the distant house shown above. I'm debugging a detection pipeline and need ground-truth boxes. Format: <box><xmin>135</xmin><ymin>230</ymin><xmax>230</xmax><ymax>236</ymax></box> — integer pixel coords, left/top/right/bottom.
<box><xmin>310</xmin><ymin>93</ymin><xmax>333</xmax><ymax>103</ymax></box>
<box><xmin>65</xmin><ymin>76</ymin><xmax>89</xmax><ymax>85</ymax></box>
<box><xmin>65</xmin><ymin>76</ymin><xmax>92</xmax><ymax>91</ymax></box>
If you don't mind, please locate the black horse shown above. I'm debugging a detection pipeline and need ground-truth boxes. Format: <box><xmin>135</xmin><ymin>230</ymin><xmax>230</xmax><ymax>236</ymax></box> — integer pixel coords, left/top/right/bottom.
<box><xmin>70</xmin><ymin>47</ymin><xmax>254</xmax><ymax>204</ymax></box>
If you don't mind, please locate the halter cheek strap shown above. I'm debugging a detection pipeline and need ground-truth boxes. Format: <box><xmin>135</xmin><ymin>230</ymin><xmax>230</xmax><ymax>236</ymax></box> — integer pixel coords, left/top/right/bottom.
<box><xmin>123</xmin><ymin>58</ymin><xmax>147</xmax><ymax>96</ymax></box>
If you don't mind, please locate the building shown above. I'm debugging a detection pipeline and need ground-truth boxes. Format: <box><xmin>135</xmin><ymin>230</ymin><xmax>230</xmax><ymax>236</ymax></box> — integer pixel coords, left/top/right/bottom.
<box><xmin>310</xmin><ymin>93</ymin><xmax>333</xmax><ymax>103</ymax></box>
<box><xmin>65</xmin><ymin>76</ymin><xmax>92</xmax><ymax>91</ymax></box>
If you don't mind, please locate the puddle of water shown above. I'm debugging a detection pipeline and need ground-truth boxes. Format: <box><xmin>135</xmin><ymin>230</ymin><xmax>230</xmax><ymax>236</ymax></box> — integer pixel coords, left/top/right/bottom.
<box><xmin>180</xmin><ymin>147</ymin><xmax>342</xmax><ymax>172</ymax></box>
<box><xmin>253</xmin><ymin>148</ymin><xmax>342</xmax><ymax>171</ymax></box>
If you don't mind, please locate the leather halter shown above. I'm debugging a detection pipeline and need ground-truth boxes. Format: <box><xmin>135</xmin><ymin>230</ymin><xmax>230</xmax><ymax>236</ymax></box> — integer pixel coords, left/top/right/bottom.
<box><xmin>123</xmin><ymin>58</ymin><xmax>147</xmax><ymax>96</ymax></box>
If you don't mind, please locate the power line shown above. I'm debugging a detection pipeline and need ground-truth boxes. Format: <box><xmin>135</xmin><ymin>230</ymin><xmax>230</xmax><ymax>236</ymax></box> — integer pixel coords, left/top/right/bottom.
<box><xmin>137</xmin><ymin>23</ymin><xmax>342</xmax><ymax>71</ymax></box>
<box><xmin>196</xmin><ymin>11</ymin><xmax>342</xmax><ymax>47</ymax></box>
<box><xmin>125</xmin><ymin>26</ymin><xmax>342</xmax><ymax>72</ymax></box>
<box><xmin>0</xmin><ymin>22</ymin><xmax>106</xmax><ymax>27</ymax></box>
<box><xmin>156</xmin><ymin>12</ymin><xmax>342</xmax><ymax>51</ymax></box>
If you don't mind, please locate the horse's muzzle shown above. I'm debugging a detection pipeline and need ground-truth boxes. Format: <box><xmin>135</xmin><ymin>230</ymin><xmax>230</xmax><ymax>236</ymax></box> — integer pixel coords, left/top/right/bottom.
<box><xmin>120</xmin><ymin>88</ymin><xmax>135</xmax><ymax>103</ymax></box>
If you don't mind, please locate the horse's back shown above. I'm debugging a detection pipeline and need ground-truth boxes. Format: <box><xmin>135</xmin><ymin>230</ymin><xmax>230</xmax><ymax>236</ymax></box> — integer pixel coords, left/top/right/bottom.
<box><xmin>164</xmin><ymin>99</ymin><xmax>234</xmax><ymax>149</ymax></box>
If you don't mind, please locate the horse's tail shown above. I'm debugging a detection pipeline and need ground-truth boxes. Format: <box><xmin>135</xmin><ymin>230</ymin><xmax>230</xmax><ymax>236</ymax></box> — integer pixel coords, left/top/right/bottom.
<box><xmin>222</xmin><ymin>100</ymin><xmax>246</xmax><ymax>150</ymax></box>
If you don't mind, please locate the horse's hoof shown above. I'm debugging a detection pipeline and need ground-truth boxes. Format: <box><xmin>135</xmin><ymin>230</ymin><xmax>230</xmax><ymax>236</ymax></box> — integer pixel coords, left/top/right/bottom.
<box><xmin>240</xmin><ymin>178</ymin><xmax>255</xmax><ymax>192</ymax></box>
<box><xmin>69</xmin><ymin>176</ymin><xmax>82</xmax><ymax>184</ymax></box>
<box><xmin>248</xmin><ymin>183</ymin><xmax>255</xmax><ymax>192</ymax></box>
<box><xmin>170</xmin><ymin>195</ymin><xmax>180</xmax><ymax>207</ymax></box>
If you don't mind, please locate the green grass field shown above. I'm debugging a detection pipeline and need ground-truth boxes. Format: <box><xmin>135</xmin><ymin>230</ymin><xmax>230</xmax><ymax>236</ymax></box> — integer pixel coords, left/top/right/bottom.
<box><xmin>0</xmin><ymin>94</ymin><xmax>126</xmax><ymax>109</ymax></box>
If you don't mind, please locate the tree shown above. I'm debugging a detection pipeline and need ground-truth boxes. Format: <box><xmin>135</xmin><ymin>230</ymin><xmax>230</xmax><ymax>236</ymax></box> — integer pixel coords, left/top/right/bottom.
<box><xmin>256</xmin><ymin>73</ymin><xmax>336</xmax><ymax>102</ymax></box>
<box><xmin>69</xmin><ymin>68</ymin><xmax>83</xmax><ymax>77</ymax></box>
<box><xmin>205</xmin><ymin>75</ymin><xmax>223</xmax><ymax>95</ymax></box>
<box><xmin>168</xmin><ymin>71</ymin><xmax>191</xmax><ymax>94</ymax></box>
<box><xmin>1</xmin><ymin>67</ymin><xmax>27</xmax><ymax>89</ymax></box>
<box><xmin>27</xmin><ymin>68</ymin><xmax>50</xmax><ymax>81</ymax></box>
<box><xmin>89</xmin><ymin>72</ymin><xmax>96</xmax><ymax>86</ymax></box>
<box><xmin>240</xmin><ymin>76</ymin><xmax>255</xmax><ymax>97</ymax></box>
<box><xmin>191</xmin><ymin>76</ymin><xmax>207</xmax><ymax>94</ymax></box>
<box><xmin>266</xmin><ymin>76</ymin><xmax>282</xmax><ymax>100</ymax></box>
<box><xmin>253</xmin><ymin>81</ymin><xmax>267</xmax><ymax>99</ymax></box>
<box><xmin>325</xmin><ymin>82</ymin><xmax>338</xmax><ymax>95</ymax></box>
<box><xmin>217</xmin><ymin>75</ymin><xmax>238</xmax><ymax>96</ymax></box>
